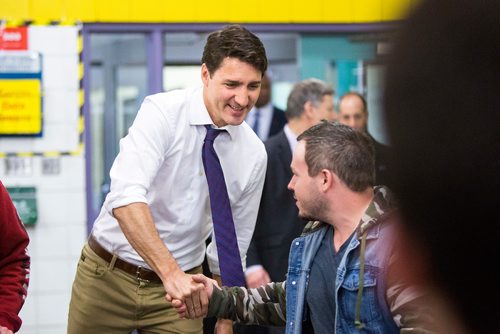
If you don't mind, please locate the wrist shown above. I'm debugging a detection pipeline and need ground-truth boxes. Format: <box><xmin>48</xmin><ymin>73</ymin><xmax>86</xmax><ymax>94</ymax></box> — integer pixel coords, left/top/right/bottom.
<box><xmin>245</xmin><ymin>264</ymin><xmax>263</xmax><ymax>276</ymax></box>
<box><xmin>217</xmin><ymin>318</ymin><xmax>233</xmax><ymax>326</ymax></box>
<box><xmin>158</xmin><ymin>261</ymin><xmax>182</xmax><ymax>281</ymax></box>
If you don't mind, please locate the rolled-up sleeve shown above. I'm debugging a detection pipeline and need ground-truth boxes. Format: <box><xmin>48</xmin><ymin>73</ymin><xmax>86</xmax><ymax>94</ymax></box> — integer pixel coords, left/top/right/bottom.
<box><xmin>104</xmin><ymin>97</ymin><xmax>172</xmax><ymax>215</ymax></box>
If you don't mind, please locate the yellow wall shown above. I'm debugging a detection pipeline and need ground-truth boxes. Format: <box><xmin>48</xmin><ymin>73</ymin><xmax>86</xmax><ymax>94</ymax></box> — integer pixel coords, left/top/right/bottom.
<box><xmin>0</xmin><ymin>0</ymin><xmax>417</xmax><ymax>24</ymax></box>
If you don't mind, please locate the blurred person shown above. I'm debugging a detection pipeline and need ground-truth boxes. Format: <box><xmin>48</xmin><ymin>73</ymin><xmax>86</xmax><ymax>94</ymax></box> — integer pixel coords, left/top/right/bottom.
<box><xmin>243</xmin><ymin>79</ymin><xmax>334</xmax><ymax>334</ymax></box>
<box><xmin>0</xmin><ymin>181</ymin><xmax>30</xmax><ymax>334</ymax></box>
<box><xmin>384</xmin><ymin>0</ymin><xmax>500</xmax><ymax>333</ymax></box>
<box><xmin>338</xmin><ymin>92</ymin><xmax>390</xmax><ymax>185</ymax></box>
<box><xmin>245</xmin><ymin>74</ymin><xmax>287</xmax><ymax>141</ymax></box>
<box><xmin>68</xmin><ymin>25</ymin><xmax>268</xmax><ymax>333</ymax></box>
<box><xmin>173</xmin><ymin>121</ymin><xmax>435</xmax><ymax>333</ymax></box>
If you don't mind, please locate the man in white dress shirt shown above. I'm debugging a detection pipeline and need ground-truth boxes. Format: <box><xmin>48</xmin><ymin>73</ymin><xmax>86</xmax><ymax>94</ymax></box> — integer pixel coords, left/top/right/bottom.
<box><xmin>68</xmin><ymin>25</ymin><xmax>268</xmax><ymax>334</ymax></box>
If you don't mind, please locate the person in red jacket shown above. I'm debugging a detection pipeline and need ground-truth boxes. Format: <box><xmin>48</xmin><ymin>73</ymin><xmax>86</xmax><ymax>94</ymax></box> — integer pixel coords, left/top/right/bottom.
<box><xmin>0</xmin><ymin>181</ymin><xmax>30</xmax><ymax>334</ymax></box>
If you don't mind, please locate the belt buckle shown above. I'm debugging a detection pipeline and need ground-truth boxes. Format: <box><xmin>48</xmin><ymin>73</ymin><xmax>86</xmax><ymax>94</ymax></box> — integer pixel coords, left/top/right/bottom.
<box><xmin>136</xmin><ymin>266</ymin><xmax>150</xmax><ymax>283</ymax></box>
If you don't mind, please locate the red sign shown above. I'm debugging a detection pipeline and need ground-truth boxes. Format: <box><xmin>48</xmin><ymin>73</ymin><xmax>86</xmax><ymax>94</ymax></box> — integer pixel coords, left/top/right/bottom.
<box><xmin>0</xmin><ymin>27</ymin><xmax>28</xmax><ymax>50</ymax></box>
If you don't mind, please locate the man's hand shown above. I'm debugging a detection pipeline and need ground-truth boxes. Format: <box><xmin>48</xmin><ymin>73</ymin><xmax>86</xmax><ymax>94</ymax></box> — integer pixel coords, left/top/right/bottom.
<box><xmin>164</xmin><ymin>270</ymin><xmax>208</xmax><ymax>319</ymax></box>
<box><xmin>114</xmin><ymin>203</ymin><xmax>208</xmax><ymax>317</ymax></box>
<box><xmin>169</xmin><ymin>273</ymin><xmax>218</xmax><ymax>319</ymax></box>
<box><xmin>245</xmin><ymin>267</ymin><xmax>271</xmax><ymax>288</ymax></box>
<box><xmin>215</xmin><ymin>318</ymin><xmax>233</xmax><ymax>334</ymax></box>
<box><xmin>0</xmin><ymin>326</ymin><xmax>13</xmax><ymax>334</ymax></box>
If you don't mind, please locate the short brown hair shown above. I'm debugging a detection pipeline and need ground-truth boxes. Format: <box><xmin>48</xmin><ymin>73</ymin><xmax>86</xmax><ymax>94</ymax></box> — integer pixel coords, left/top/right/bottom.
<box><xmin>201</xmin><ymin>25</ymin><xmax>268</xmax><ymax>76</ymax></box>
<box><xmin>297</xmin><ymin>121</ymin><xmax>375</xmax><ymax>192</ymax></box>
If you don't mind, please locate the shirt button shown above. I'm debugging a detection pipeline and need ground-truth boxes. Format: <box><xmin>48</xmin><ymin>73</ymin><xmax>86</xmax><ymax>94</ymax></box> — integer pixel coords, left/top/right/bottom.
<box><xmin>295</xmin><ymin>242</ymin><xmax>300</xmax><ymax>245</ymax></box>
<box><xmin>291</xmin><ymin>281</ymin><xmax>296</xmax><ymax>285</ymax></box>
<box><xmin>290</xmin><ymin>322</ymin><xmax>293</xmax><ymax>326</ymax></box>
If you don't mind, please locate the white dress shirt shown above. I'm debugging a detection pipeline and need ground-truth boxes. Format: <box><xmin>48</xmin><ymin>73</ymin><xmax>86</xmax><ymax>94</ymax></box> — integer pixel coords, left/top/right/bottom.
<box><xmin>91</xmin><ymin>86</ymin><xmax>267</xmax><ymax>275</ymax></box>
<box><xmin>283</xmin><ymin>123</ymin><xmax>298</xmax><ymax>153</ymax></box>
<box><xmin>245</xmin><ymin>102</ymin><xmax>274</xmax><ymax>141</ymax></box>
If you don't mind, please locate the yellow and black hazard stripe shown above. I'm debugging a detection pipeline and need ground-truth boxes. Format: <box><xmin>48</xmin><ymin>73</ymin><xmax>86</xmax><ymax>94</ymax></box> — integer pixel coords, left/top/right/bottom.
<box><xmin>0</xmin><ymin>21</ymin><xmax>84</xmax><ymax>158</ymax></box>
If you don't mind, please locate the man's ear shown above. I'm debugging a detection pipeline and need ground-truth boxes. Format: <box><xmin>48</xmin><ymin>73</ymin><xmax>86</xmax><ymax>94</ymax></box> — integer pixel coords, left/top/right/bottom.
<box><xmin>303</xmin><ymin>101</ymin><xmax>315</xmax><ymax>118</ymax></box>
<box><xmin>320</xmin><ymin>169</ymin><xmax>334</xmax><ymax>192</ymax></box>
<box><xmin>201</xmin><ymin>63</ymin><xmax>210</xmax><ymax>85</ymax></box>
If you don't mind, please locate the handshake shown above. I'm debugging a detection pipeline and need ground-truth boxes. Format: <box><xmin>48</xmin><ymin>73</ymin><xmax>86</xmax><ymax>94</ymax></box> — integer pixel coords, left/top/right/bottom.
<box><xmin>166</xmin><ymin>274</ymin><xmax>219</xmax><ymax>319</ymax></box>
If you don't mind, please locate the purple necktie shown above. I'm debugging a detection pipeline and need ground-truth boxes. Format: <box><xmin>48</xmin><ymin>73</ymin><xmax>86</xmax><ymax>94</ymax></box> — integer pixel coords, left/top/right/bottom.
<box><xmin>202</xmin><ymin>125</ymin><xmax>245</xmax><ymax>287</ymax></box>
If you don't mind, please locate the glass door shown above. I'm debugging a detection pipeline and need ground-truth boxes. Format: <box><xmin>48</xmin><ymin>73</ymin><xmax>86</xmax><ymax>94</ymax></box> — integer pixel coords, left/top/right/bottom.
<box><xmin>86</xmin><ymin>33</ymin><xmax>148</xmax><ymax>227</ymax></box>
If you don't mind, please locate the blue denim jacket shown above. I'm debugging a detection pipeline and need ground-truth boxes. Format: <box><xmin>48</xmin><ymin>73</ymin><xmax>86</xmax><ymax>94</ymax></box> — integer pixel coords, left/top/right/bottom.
<box><xmin>209</xmin><ymin>187</ymin><xmax>421</xmax><ymax>333</ymax></box>
<box><xmin>285</xmin><ymin>188</ymin><xmax>399</xmax><ymax>334</ymax></box>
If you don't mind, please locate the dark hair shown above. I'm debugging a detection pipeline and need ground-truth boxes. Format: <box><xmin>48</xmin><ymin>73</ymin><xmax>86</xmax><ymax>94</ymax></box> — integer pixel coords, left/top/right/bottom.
<box><xmin>384</xmin><ymin>0</ymin><xmax>500</xmax><ymax>332</ymax></box>
<box><xmin>297</xmin><ymin>121</ymin><xmax>375</xmax><ymax>192</ymax></box>
<box><xmin>285</xmin><ymin>78</ymin><xmax>334</xmax><ymax>120</ymax></box>
<box><xmin>339</xmin><ymin>91</ymin><xmax>367</xmax><ymax>113</ymax></box>
<box><xmin>201</xmin><ymin>25</ymin><xmax>267</xmax><ymax>76</ymax></box>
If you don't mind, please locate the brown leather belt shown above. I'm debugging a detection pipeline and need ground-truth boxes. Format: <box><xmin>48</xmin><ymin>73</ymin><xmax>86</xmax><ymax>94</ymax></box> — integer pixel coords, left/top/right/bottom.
<box><xmin>87</xmin><ymin>235</ymin><xmax>161</xmax><ymax>283</ymax></box>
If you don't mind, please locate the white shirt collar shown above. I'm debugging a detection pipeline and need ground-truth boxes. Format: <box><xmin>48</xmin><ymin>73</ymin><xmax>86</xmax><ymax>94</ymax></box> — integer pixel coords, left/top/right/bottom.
<box><xmin>188</xmin><ymin>85</ymin><xmax>237</xmax><ymax>139</ymax></box>
<box><xmin>283</xmin><ymin>124</ymin><xmax>298</xmax><ymax>153</ymax></box>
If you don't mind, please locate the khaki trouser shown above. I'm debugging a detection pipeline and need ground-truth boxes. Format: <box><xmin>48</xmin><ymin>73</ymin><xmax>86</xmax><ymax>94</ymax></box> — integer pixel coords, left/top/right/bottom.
<box><xmin>68</xmin><ymin>243</ymin><xmax>203</xmax><ymax>333</ymax></box>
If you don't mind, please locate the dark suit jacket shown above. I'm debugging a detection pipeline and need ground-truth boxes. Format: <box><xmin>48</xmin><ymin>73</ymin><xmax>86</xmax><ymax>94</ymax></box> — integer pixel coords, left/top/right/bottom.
<box><xmin>268</xmin><ymin>107</ymin><xmax>287</xmax><ymax>139</ymax></box>
<box><xmin>246</xmin><ymin>130</ymin><xmax>305</xmax><ymax>282</ymax></box>
<box><xmin>369</xmin><ymin>135</ymin><xmax>392</xmax><ymax>188</ymax></box>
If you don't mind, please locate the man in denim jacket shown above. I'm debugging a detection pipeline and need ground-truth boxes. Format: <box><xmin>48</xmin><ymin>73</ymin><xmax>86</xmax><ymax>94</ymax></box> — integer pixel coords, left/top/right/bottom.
<box><xmin>173</xmin><ymin>121</ymin><xmax>434</xmax><ymax>333</ymax></box>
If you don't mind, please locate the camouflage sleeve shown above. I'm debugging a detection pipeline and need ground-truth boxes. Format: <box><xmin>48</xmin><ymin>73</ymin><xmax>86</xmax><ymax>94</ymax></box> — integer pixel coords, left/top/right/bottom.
<box><xmin>386</xmin><ymin>280</ymin><xmax>435</xmax><ymax>333</ymax></box>
<box><xmin>385</xmin><ymin>234</ymin><xmax>439</xmax><ymax>334</ymax></box>
<box><xmin>386</xmin><ymin>255</ymin><xmax>465</xmax><ymax>334</ymax></box>
<box><xmin>207</xmin><ymin>281</ymin><xmax>287</xmax><ymax>326</ymax></box>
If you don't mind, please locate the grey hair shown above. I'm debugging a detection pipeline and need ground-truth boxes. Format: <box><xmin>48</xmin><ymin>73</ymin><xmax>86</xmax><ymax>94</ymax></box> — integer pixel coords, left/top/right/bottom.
<box><xmin>285</xmin><ymin>78</ymin><xmax>334</xmax><ymax>120</ymax></box>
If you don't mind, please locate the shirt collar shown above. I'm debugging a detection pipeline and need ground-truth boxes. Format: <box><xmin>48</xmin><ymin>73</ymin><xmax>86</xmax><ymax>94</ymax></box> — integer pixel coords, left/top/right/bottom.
<box><xmin>188</xmin><ymin>85</ymin><xmax>236</xmax><ymax>139</ymax></box>
<box><xmin>283</xmin><ymin>124</ymin><xmax>298</xmax><ymax>153</ymax></box>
